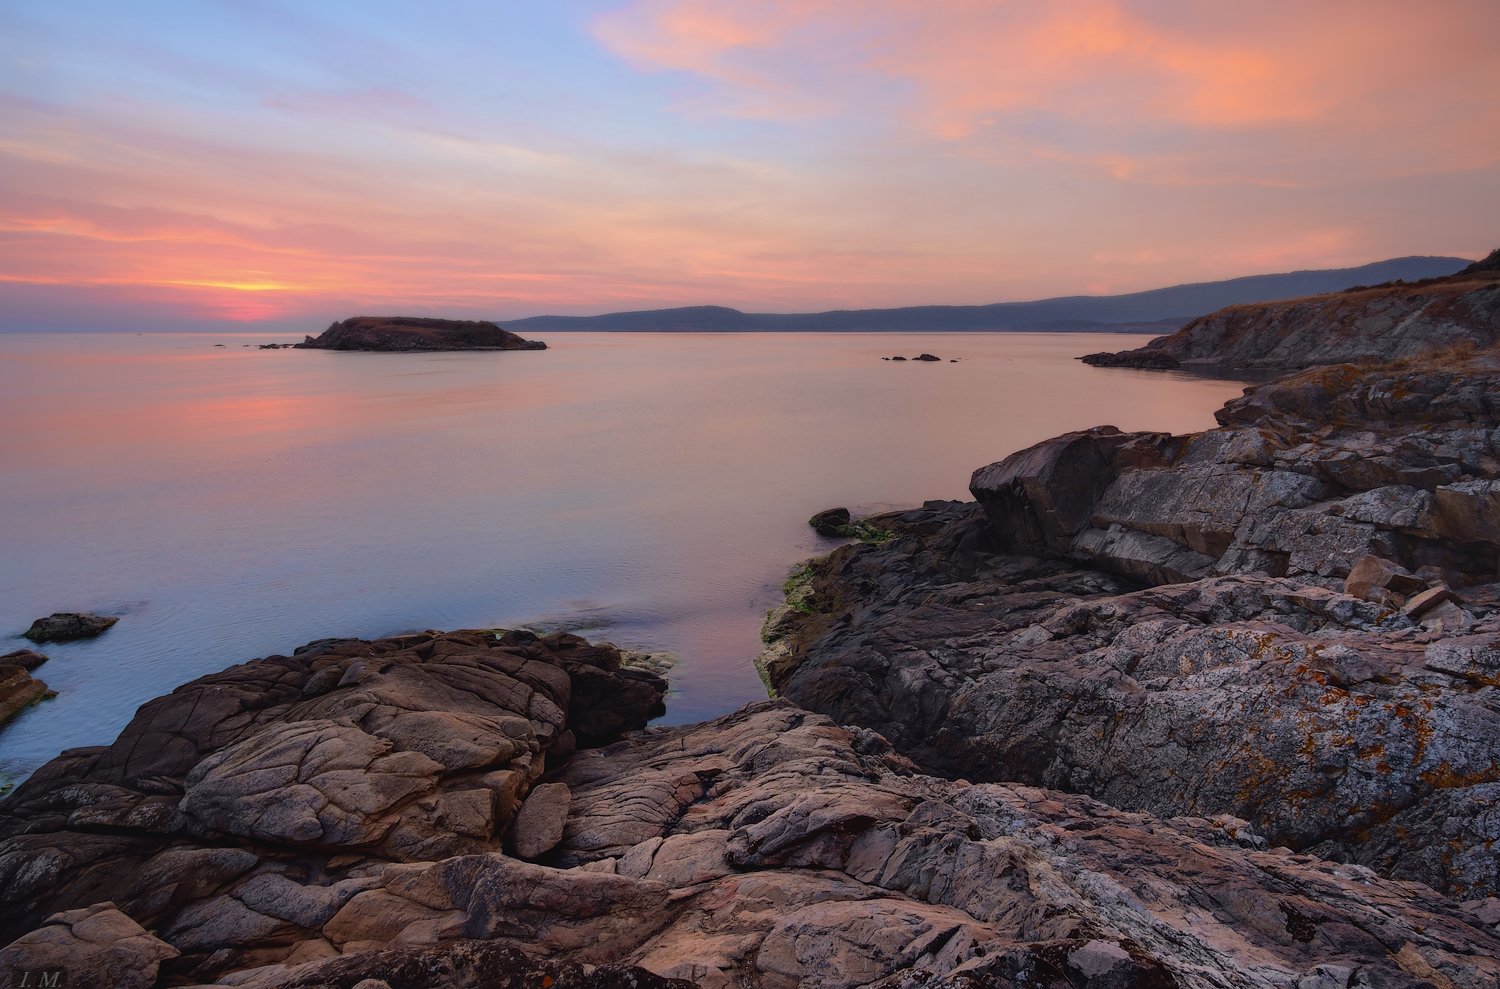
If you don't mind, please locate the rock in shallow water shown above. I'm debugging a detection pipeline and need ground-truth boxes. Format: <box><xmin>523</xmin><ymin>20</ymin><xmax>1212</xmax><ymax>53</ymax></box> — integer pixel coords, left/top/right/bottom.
<box><xmin>23</xmin><ymin>612</ymin><xmax>118</xmax><ymax>643</ymax></box>
<box><xmin>809</xmin><ymin>507</ymin><xmax>853</xmax><ymax>536</ymax></box>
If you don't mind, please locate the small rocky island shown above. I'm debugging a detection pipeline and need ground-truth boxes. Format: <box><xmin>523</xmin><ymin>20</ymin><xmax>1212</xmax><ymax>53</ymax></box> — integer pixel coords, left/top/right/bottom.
<box><xmin>6</xmin><ymin>255</ymin><xmax>1500</xmax><ymax>986</ymax></box>
<box><xmin>294</xmin><ymin>316</ymin><xmax>547</xmax><ymax>353</ymax></box>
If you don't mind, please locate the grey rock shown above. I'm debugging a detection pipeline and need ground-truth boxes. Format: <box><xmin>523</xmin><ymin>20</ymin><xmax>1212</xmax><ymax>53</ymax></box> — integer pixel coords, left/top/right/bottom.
<box><xmin>23</xmin><ymin>613</ymin><xmax>118</xmax><ymax>643</ymax></box>
<box><xmin>511</xmin><ymin>782</ymin><xmax>571</xmax><ymax>859</ymax></box>
<box><xmin>765</xmin><ymin>352</ymin><xmax>1500</xmax><ymax>899</ymax></box>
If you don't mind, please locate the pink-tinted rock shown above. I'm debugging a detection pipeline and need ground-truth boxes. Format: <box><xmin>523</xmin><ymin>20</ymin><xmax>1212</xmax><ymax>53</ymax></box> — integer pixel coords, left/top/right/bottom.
<box><xmin>0</xmin><ymin>902</ymin><xmax>178</xmax><ymax>989</ymax></box>
<box><xmin>511</xmin><ymin>782</ymin><xmax>572</xmax><ymax>859</ymax></box>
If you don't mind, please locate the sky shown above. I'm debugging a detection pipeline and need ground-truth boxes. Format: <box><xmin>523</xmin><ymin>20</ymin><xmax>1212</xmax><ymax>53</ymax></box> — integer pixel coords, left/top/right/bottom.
<box><xmin>1</xmin><ymin>0</ymin><xmax>1498</xmax><ymax>331</ymax></box>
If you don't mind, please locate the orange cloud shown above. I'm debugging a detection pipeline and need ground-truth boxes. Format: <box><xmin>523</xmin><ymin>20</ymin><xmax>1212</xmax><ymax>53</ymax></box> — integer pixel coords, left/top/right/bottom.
<box><xmin>595</xmin><ymin>0</ymin><xmax>1500</xmax><ymax>175</ymax></box>
<box><xmin>2</xmin><ymin>3</ymin><xmax>1496</xmax><ymax>330</ymax></box>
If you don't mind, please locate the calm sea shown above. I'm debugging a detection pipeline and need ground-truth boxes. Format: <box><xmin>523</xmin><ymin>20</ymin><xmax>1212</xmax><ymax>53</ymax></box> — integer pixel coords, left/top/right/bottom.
<box><xmin>0</xmin><ymin>331</ymin><xmax>1245</xmax><ymax>779</ymax></box>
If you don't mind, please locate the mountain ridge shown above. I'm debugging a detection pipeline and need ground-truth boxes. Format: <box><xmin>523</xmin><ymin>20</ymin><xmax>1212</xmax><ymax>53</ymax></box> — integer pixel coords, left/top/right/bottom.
<box><xmin>504</xmin><ymin>255</ymin><xmax>1472</xmax><ymax>333</ymax></box>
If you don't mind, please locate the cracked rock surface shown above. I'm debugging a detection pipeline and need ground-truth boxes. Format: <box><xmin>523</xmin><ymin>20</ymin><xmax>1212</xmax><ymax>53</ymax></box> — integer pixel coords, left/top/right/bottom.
<box><xmin>7</xmin><ymin>696</ymin><xmax>1500</xmax><ymax>988</ymax></box>
<box><xmin>763</xmin><ymin>353</ymin><xmax>1500</xmax><ymax>902</ymax></box>
<box><xmin>0</xmin><ymin>628</ymin><xmax>665</xmax><ymax>949</ymax></box>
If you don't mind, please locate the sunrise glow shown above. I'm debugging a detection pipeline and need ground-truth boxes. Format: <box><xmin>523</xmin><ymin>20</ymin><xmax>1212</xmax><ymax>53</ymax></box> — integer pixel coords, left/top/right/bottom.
<box><xmin>1</xmin><ymin>0</ymin><xmax>1497</xmax><ymax>331</ymax></box>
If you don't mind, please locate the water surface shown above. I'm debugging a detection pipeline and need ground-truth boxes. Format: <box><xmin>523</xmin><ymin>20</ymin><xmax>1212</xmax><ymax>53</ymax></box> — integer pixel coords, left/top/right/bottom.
<box><xmin>0</xmin><ymin>331</ymin><xmax>1246</xmax><ymax>777</ymax></box>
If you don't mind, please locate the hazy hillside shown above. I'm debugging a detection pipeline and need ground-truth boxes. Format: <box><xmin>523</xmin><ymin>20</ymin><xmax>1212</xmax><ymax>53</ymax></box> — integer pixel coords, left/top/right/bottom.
<box><xmin>505</xmin><ymin>256</ymin><xmax>1471</xmax><ymax>333</ymax></box>
<box><xmin>1081</xmin><ymin>247</ymin><xmax>1500</xmax><ymax>371</ymax></box>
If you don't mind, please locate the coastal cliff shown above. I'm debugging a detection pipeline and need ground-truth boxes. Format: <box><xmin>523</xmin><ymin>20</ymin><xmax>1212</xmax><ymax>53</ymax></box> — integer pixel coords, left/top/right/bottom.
<box><xmin>1081</xmin><ymin>249</ymin><xmax>1500</xmax><ymax>370</ymax></box>
<box><xmin>295</xmin><ymin>317</ymin><xmax>547</xmax><ymax>352</ymax></box>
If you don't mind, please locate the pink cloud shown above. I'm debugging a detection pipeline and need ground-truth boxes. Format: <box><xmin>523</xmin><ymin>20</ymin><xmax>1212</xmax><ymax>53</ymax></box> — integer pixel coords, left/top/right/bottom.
<box><xmin>2</xmin><ymin>4</ymin><xmax>1497</xmax><ymax>329</ymax></box>
<box><xmin>595</xmin><ymin>0</ymin><xmax>1500</xmax><ymax>179</ymax></box>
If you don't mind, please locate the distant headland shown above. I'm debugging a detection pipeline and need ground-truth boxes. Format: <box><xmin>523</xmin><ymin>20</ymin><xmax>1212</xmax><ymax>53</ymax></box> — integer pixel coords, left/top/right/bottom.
<box><xmin>1081</xmin><ymin>248</ymin><xmax>1500</xmax><ymax>370</ymax></box>
<box><xmin>504</xmin><ymin>255</ymin><xmax>1471</xmax><ymax>334</ymax></box>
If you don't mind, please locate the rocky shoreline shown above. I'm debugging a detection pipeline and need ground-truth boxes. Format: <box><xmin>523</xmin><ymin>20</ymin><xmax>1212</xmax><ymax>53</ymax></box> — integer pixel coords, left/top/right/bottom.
<box><xmin>761</xmin><ymin>346</ymin><xmax>1500</xmax><ymax>899</ymax></box>
<box><xmin>4</xmin><ymin>625</ymin><xmax>1500</xmax><ymax>987</ymax></box>
<box><xmin>8</xmin><ymin>271</ymin><xmax>1500</xmax><ymax>985</ymax></box>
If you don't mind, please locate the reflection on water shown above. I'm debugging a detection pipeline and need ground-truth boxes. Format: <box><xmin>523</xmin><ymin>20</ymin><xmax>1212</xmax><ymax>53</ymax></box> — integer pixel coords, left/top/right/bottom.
<box><xmin>0</xmin><ymin>331</ymin><xmax>1246</xmax><ymax>776</ymax></box>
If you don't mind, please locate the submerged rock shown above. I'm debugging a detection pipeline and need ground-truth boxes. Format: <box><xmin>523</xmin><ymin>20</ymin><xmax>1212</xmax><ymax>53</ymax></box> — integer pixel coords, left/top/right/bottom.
<box><xmin>295</xmin><ymin>316</ymin><xmax>548</xmax><ymax>353</ymax></box>
<box><xmin>23</xmin><ymin>612</ymin><xmax>118</xmax><ymax>643</ymax></box>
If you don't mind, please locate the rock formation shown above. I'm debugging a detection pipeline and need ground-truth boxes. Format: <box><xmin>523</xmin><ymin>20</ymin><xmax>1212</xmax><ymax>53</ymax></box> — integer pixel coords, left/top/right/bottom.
<box><xmin>762</xmin><ymin>348</ymin><xmax>1500</xmax><ymax>905</ymax></box>
<box><xmin>0</xmin><ymin>630</ymin><xmax>663</xmax><ymax>950</ymax></box>
<box><xmin>1081</xmin><ymin>252</ymin><xmax>1500</xmax><ymax>370</ymax></box>
<box><xmin>294</xmin><ymin>317</ymin><xmax>547</xmax><ymax>353</ymax></box>
<box><xmin>809</xmin><ymin>507</ymin><xmax>853</xmax><ymax>536</ymax></box>
<box><xmin>5</xmin><ymin>670</ymin><xmax>1500</xmax><ymax>987</ymax></box>
<box><xmin>24</xmin><ymin>612</ymin><xmax>118</xmax><ymax>643</ymax></box>
<box><xmin>0</xmin><ymin>650</ymin><xmax>52</xmax><ymax>732</ymax></box>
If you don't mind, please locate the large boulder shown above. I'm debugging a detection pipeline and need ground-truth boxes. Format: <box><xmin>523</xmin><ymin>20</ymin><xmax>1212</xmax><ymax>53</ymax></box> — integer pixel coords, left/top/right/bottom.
<box><xmin>971</xmin><ymin>427</ymin><xmax>1146</xmax><ymax>554</ymax></box>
